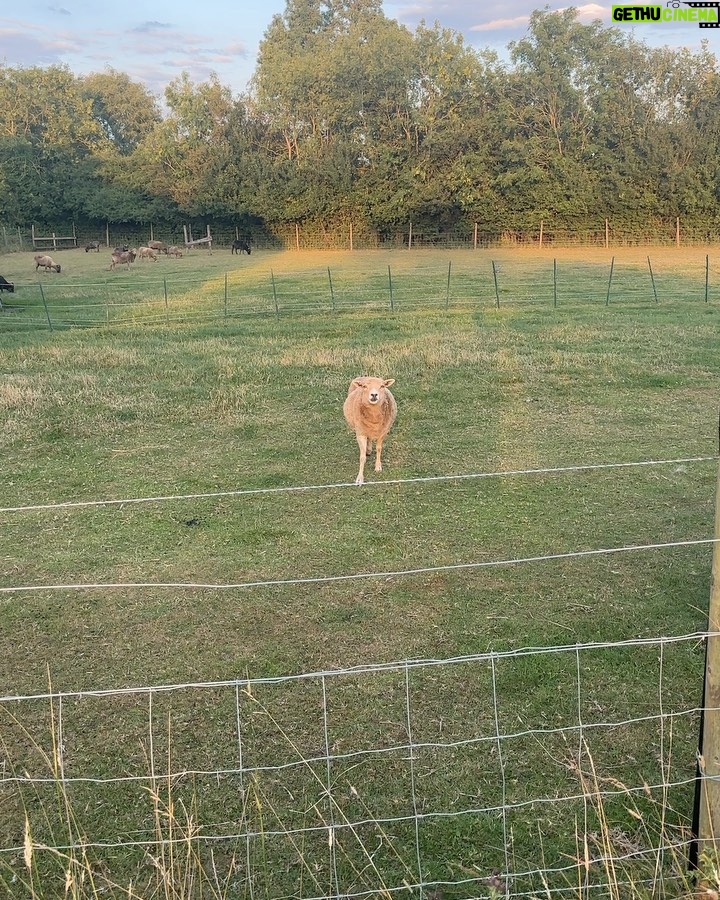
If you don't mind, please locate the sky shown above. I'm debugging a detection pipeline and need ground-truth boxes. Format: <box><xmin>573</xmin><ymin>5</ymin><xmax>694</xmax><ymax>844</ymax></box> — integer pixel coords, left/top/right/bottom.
<box><xmin>0</xmin><ymin>1</ymin><xmax>717</xmax><ymax>98</ymax></box>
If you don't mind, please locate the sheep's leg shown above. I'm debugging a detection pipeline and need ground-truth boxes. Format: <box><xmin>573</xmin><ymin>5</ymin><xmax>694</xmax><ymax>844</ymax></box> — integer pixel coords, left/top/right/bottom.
<box><xmin>375</xmin><ymin>435</ymin><xmax>385</xmax><ymax>473</ymax></box>
<box><xmin>355</xmin><ymin>433</ymin><xmax>368</xmax><ymax>485</ymax></box>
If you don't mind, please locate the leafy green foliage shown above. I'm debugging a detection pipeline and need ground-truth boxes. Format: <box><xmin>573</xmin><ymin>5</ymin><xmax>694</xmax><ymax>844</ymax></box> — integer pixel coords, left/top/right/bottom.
<box><xmin>0</xmin><ymin>9</ymin><xmax>719</xmax><ymax>235</ymax></box>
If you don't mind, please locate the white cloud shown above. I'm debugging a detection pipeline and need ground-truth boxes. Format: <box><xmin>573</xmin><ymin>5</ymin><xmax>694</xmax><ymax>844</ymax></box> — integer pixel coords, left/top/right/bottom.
<box><xmin>470</xmin><ymin>15</ymin><xmax>531</xmax><ymax>32</ymax></box>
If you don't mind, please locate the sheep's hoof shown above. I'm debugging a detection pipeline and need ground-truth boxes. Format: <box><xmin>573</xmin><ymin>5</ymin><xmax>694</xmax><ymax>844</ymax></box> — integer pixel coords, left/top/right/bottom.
<box><xmin>355</xmin><ymin>476</ymin><xmax>364</xmax><ymax>485</ymax></box>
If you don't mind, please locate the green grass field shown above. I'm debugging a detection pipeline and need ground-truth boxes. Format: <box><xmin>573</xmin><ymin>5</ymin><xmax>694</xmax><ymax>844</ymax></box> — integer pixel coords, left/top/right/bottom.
<box><xmin>0</xmin><ymin>245</ymin><xmax>718</xmax><ymax>897</ymax></box>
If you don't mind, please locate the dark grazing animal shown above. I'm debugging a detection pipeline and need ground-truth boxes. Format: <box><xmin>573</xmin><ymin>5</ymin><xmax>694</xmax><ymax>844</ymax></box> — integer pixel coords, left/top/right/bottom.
<box><xmin>148</xmin><ymin>240</ymin><xmax>166</xmax><ymax>252</ymax></box>
<box><xmin>0</xmin><ymin>275</ymin><xmax>14</xmax><ymax>293</ymax></box>
<box><xmin>113</xmin><ymin>245</ymin><xmax>130</xmax><ymax>253</ymax></box>
<box><xmin>85</xmin><ymin>241</ymin><xmax>101</xmax><ymax>252</ymax></box>
<box><xmin>231</xmin><ymin>239</ymin><xmax>251</xmax><ymax>255</ymax></box>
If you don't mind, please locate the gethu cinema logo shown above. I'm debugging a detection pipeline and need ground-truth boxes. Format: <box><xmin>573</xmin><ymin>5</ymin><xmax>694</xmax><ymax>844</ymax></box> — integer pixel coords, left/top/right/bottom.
<box><xmin>611</xmin><ymin>2</ymin><xmax>720</xmax><ymax>25</ymax></box>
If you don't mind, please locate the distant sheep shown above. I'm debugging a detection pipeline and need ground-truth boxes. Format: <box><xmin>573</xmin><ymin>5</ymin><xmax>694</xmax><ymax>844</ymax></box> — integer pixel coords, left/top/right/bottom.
<box><xmin>113</xmin><ymin>245</ymin><xmax>130</xmax><ymax>253</ymax></box>
<box><xmin>166</xmin><ymin>245</ymin><xmax>183</xmax><ymax>258</ymax></box>
<box><xmin>148</xmin><ymin>240</ymin><xmax>166</xmax><ymax>252</ymax></box>
<box><xmin>34</xmin><ymin>254</ymin><xmax>61</xmax><ymax>273</ymax></box>
<box><xmin>0</xmin><ymin>275</ymin><xmax>14</xmax><ymax>293</ymax></box>
<box><xmin>343</xmin><ymin>376</ymin><xmax>397</xmax><ymax>485</ymax></box>
<box><xmin>85</xmin><ymin>241</ymin><xmax>101</xmax><ymax>252</ymax></box>
<box><xmin>110</xmin><ymin>249</ymin><xmax>136</xmax><ymax>270</ymax></box>
<box><xmin>231</xmin><ymin>239</ymin><xmax>251</xmax><ymax>255</ymax></box>
<box><xmin>137</xmin><ymin>246</ymin><xmax>158</xmax><ymax>261</ymax></box>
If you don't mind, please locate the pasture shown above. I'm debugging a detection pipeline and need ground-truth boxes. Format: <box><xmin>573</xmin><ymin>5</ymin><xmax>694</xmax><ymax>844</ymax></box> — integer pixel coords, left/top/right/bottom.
<box><xmin>0</xmin><ymin>245</ymin><xmax>718</xmax><ymax>897</ymax></box>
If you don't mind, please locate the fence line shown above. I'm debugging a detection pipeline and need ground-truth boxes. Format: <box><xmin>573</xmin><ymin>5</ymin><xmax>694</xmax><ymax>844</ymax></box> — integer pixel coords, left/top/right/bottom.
<box><xmin>0</xmin><ymin>536</ymin><xmax>714</xmax><ymax>596</ymax></box>
<box><xmin>0</xmin><ymin>631</ymin><xmax>710</xmax><ymax>897</ymax></box>
<box><xmin>1</xmin><ymin>454</ymin><xmax>713</xmax><ymax>515</ymax></box>
<box><xmin>1</xmin><ymin>255</ymin><xmax>716</xmax><ymax>331</ymax></box>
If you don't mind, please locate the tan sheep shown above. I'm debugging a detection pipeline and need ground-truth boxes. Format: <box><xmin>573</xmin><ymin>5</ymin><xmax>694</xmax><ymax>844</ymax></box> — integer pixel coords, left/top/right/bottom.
<box><xmin>110</xmin><ymin>249</ymin><xmax>136</xmax><ymax>270</ymax></box>
<box><xmin>166</xmin><ymin>245</ymin><xmax>183</xmax><ymax>258</ymax></box>
<box><xmin>137</xmin><ymin>246</ymin><xmax>158</xmax><ymax>261</ymax></box>
<box><xmin>343</xmin><ymin>376</ymin><xmax>397</xmax><ymax>485</ymax></box>
<box><xmin>34</xmin><ymin>254</ymin><xmax>61</xmax><ymax>273</ymax></box>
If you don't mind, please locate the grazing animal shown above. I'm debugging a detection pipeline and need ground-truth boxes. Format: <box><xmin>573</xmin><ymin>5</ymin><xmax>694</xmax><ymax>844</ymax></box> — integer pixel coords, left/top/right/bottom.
<box><xmin>34</xmin><ymin>254</ymin><xmax>61</xmax><ymax>273</ymax></box>
<box><xmin>113</xmin><ymin>245</ymin><xmax>130</xmax><ymax>253</ymax></box>
<box><xmin>231</xmin><ymin>239</ymin><xmax>251</xmax><ymax>255</ymax></box>
<box><xmin>85</xmin><ymin>241</ymin><xmax>101</xmax><ymax>252</ymax></box>
<box><xmin>0</xmin><ymin>275</ymin><xmax>14</xmax><ymax>293</ymax></box>
<box><xmin>166</xmin><ymin>245</ymin><xmax>183</xmax><ymax>258</ymax></box>
<box><xmin>343</xmin><ymin>376</ymin><xmax>397</xmax><ymax>485</ymax></box>
<box><xmin>110</xmin><ymin>249</ymin><xmax>136</xmax><ymax>270</ymax></box>
<box><xmin>148</xmin><ymin>240</ymin><xmax>166</xmax><ymax>252</ymax></box>
<box><xmin>137</xmin><ymin>246</ymin><xmax>158</xmax><ymax>261</ymax></box>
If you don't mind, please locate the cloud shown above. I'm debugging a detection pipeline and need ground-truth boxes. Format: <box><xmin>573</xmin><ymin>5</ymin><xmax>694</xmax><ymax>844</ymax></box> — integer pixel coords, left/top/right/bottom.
<box><xmin>47</xmin><ymin>6</ymin><xmax>72</xmax><ymax>15</ymax></box>
<box><xmin>0</xmin><ymin>28</ymin><xmax>67</xmax><ymax>66</ymax></box>
<box><xmin>471</xmin><ymin>15</ymin><xmax>531</xmax><ymax>32</ymax></box>
<box><xmin>130</xmin><ymin>21</ymin><xmax>172</xmax><ymax>34</ymax></box>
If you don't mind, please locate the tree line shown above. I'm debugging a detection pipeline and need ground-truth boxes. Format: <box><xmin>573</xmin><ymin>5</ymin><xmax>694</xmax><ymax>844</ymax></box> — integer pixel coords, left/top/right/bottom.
<box><xmin>1</xmin><ymin>2</ymin><xmax>719</xmax><ymax>242</ymax></box>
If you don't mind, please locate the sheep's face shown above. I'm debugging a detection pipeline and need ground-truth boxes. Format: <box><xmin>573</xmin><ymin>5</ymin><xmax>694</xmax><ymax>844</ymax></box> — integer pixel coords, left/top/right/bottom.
<box><xmin>353</xmin><ymin>377</ymin><xmax>395</xmax><ymax>405</ymax></box>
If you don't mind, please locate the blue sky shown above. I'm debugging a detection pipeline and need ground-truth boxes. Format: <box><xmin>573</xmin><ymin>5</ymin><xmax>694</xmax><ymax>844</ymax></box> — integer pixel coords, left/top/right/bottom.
<box><xmin>0</xmin><ymin>2</ymin><xmax>716</xmax><ymax>98</ymax></box>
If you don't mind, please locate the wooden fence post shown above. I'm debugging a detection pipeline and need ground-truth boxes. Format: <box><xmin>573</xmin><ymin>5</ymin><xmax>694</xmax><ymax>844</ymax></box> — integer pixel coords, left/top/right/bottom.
<box><xmin>698</xmin><ymin>458</ymin><xmax>720</xmax><ymax>854</ymax></box>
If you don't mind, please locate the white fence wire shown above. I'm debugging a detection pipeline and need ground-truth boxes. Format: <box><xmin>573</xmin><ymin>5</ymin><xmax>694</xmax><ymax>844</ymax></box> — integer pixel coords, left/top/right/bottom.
<box><xmin>0</xmin><ymin>455</ymin><xmax>716</xmax><ymax>896</ymax></box>
<box><xmin>0</xmin><ymin>633</ymin><xmax>709</xmax><ymax>898</ymax></box>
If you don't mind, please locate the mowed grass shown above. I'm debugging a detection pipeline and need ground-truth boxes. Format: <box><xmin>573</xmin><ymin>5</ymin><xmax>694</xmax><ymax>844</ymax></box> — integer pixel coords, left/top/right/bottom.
<box><xmin>0</xmin><ymin>246</ymin><xmax>719</xmax><ymax>896</ymax></box>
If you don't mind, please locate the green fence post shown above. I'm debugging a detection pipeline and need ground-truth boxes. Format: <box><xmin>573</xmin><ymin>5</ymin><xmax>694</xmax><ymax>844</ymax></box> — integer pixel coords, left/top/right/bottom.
<box><xmin>446</xmin><ymin>260</ymin><xmax>451</xmax><ymax>309</ymax></box>
<box><xmin>224</xmin><ymin>272</ymin><xmax>228</xmax><ymax>319</ymax></box>
<box><xmin>606</xmin><ymin>256</ymin><xmax>615</xmax><ymax>306</ymax></box>
<box><xmin>164</xmin><ymin>278</ymin><xmax>169</xmax><ymax>324</ymax></box>
<box><xmin>388</xmin><ymin>265</ymin><xmax>394</xmax><ymax>311</ymax></box>
<box><xmin>706</xmin><ymin>255</ymin><xmax>710</xmax><ymax>304</ymax></box>
<box><xmin>271</xmin><ymin>270</ymin><xmax>279</xmax><ymax>317</ymax></box>
<box><xmin>328</xmin><ymin>267</ymin><xmax>335</xmax><ymax>311</ymax></box>
<box><xmin>38</xmin><ymin>281</ymin><xmax>53</xmax><ymax>331</ymax></box>
<box><xmin>553</xmin><ymin>258</ymin><xmax>558</xmax><ymax>308</ymax></box>
<box><xmin>647</xmin><ymin>256</ymin><xmax>658</xmax><ymax>304</ymax></box>
<box><xmin>492</xmin><ymin>261</ymin><xmax>500</xmax><ymax>308</ymax></box>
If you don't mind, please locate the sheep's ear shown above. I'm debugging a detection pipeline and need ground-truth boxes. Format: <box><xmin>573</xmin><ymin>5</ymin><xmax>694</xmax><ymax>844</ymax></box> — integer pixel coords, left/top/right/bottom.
<box><xmin>351</xmin><ymin>378</ymin><xmax>365</xmax><ymax>390</ymax></box>
<box><xmin>383</xmin><ymin>379</ymin><xmax>395</xmax><ymax>387</ymax></box>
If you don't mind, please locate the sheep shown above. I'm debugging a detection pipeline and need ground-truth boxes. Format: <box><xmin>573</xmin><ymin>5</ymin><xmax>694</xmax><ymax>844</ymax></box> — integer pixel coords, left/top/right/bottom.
<box><xmin>110</xmin><ymin>249</ymin><xmax>136</xmax><ymax>270</ymax></box>
<box><xmin>34</xmin><ymin>254</ymin><xmax>61</xmax><ymax>273</ymax></box>
<box><xmin>148</xmin><ymin>240</ymin><xmax>166</xmax><ymax>252</ymax></box>
<box><xmin>85</xmin><ymin>240</ymin><xmax>101</xmax><ymax>252</ymax></box>
<box><xmin>166</xmin><ymin>245</ymin><xmax>183</xmax><ymax>258</ymax></box>
<box><xmin>343</xmin><ymin>376</ymin><xmax>397</xmax><ymax>485</ymax></box>
<box><xmin>113</xmin><ymin>245</ymin><xmax>130</xmax><ymax>253</ymax></box>
<box><xmin>231</xmin><ymin>239</ymin><xmax>251</xmax><ymax>255</ymax></box>
<box><xmin>137</xmin><ymin>246</ymin><xmax>158</xmax><ymax>261</ymax></box>
<box><xmin>0</xmin><ymin>275</ymin><xmax>14</xmax><ymax>293</ymax></box>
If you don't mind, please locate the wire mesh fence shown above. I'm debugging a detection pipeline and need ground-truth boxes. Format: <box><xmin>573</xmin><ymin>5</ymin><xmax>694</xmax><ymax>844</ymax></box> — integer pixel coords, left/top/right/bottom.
<box><xmin>1</xmin><ymin>254</ymin><xmax>718</xmax><ymax>332</ymax></box>
<box><xmin>0</xmin><ymin>632</ymin><xmax>708</xmax><ymax>898</ymax></box>
<box><xmin>6</xmin><ymin>218</ymin><xmax>720</xmax><ymax>254</ymax></box>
